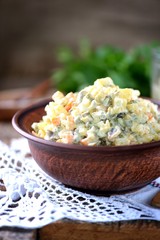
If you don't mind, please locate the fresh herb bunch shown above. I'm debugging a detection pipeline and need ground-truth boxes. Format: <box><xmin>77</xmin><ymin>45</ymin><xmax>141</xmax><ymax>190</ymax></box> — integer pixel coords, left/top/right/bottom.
<box><xmin>52</xmin><ymin>40</ymin><xmax>160</xmax><ymax>97</ymax></box>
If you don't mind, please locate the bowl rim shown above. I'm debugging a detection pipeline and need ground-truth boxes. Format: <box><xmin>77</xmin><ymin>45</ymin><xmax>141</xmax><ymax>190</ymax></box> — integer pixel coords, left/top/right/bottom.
<box><xmin>12</xmin><ymin>97</ymin><xmax>160</xmax><ymax>152</ymax></box>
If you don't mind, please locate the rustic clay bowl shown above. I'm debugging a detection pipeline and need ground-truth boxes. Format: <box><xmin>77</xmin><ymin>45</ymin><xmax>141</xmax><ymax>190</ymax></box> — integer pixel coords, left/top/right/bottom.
<box><xmin>12</xmin><ymin>98</ymin><xmax>160</xmax><ymax>193</ymax></box>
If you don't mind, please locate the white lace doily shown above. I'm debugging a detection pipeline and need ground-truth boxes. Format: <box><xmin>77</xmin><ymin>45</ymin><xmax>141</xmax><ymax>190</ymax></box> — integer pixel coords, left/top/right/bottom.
<box><xmin>0</xmin><ymin>138</ymin><xmax>160</xmax><ymax>229</ymax></box>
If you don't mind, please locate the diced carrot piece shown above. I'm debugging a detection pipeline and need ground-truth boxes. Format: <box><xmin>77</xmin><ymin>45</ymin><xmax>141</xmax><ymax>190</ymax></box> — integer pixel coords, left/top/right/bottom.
<box><xmin>65</xmin><ymin>102</ymin><xmax>73</xmax><ymax>111</ymax></box>
<box><xmin>52</xmin><ymin>118</ymin><xmax>60</xmax><ymax>126</ymax></box>
<box><xmin>80</xmin><ymin>138</ymin><xmax>89</xmax><ymax>146</ymax></box>
<box><xmin>65</xmin><ymin>134</ymin><xmax>74</xmax><ymax>144</ymax></box>
<box><xmin>147</xmin><ymin>112</ymin><xmax>153</xmax><ymax>120</ymax></box>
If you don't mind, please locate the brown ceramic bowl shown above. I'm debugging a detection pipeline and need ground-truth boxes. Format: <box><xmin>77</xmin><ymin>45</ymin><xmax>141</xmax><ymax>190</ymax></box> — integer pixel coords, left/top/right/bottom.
<box><xmin>12</xmin><ymin>98</ymin><xmax>160</xmax><ymax>193</ymax></box>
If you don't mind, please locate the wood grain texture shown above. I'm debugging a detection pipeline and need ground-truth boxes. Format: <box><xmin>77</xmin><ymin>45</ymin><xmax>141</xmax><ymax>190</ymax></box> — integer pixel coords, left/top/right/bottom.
<box><xmin>151</xmin><ymin>191</ymin><xmax>160</xmax><ymax>208</ymax></box>
<box><xmin>0</xmin><ymin>122</ymin><xmax>20</xmax><ymax>144</ymax></box>
<box><xmin>0</xmin><ymin>228</ymin><xmax>36</xmax><ymax>240</ymax></box>
<box><xmin>39</xmin><ymin>220</ymin><xmax>160</xmax><ymax>240</ymax></box>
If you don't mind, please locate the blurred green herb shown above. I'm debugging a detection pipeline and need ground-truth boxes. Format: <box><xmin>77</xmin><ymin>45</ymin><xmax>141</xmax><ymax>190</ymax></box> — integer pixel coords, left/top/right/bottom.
<box><xmin>52</xmin><ymin>40</ymin><xmax>160</xmax><ymax>96</ymax></box>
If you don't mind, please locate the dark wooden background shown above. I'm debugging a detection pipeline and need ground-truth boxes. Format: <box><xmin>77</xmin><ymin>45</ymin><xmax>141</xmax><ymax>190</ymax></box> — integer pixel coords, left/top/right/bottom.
<box><xmin>0</xmin><ymin>0</ymin><xmax>160</xmax><ymax>90</ymax></box>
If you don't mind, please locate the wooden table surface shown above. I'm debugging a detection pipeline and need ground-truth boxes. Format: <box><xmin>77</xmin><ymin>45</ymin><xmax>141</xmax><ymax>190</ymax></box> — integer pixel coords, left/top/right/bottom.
<box><xmin>0</xmin><ymin>121</ymin><xmax>160</xmax><ymax>240</ymax></box>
